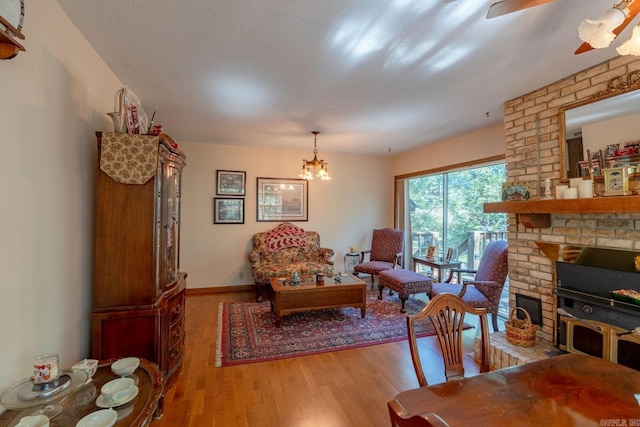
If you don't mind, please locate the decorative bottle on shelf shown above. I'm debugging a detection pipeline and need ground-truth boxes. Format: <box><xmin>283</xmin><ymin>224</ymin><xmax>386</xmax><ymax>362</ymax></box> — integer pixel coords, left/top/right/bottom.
<box><xmin>542</xmin><ymin>178</ymin><xmax>552</xmax><ymax>199</ymax></box>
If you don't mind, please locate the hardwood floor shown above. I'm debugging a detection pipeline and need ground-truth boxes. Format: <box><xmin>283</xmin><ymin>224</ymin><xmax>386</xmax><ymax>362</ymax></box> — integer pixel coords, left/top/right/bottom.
<box><xmin>151</xmin><ymin>291</ymin><xmax>480</xmax><ymax>427</ymax></box>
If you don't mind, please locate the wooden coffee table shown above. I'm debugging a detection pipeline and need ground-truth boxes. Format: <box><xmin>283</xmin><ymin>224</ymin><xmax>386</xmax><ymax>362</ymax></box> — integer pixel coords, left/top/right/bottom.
<box><xmin>270</xmin><ymin>274</ymin><xmax>367</xmax><ymax>327</ymax></box>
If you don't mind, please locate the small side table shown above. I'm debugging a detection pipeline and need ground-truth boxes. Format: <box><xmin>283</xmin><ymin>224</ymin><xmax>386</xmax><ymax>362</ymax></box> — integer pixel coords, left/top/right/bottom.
<box><xmin>344</xmin><ymin>253</ymin><xmax>361</xmax><ymax>274</ymax></box>
<box><xmin>412</xmin><ymin>256</ymin><xmax>461</xmax><ymax>282</ymax></box>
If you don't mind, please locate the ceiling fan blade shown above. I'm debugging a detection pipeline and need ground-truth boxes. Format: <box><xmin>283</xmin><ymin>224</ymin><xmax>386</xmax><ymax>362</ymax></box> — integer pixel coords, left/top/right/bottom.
<box><xmin>574</xmin><ymin>42</ymin><xmax>594</xmax><ymax>55</ymax></box>
<box><xmin>487</xmin><ymin>0</ymin><xmax>556</xmax><ymax>19</ymax></box>
<box><xmin>575</xmin><ymin>0</ymin><xmax>640</xmax><ymax>54</ymax></box>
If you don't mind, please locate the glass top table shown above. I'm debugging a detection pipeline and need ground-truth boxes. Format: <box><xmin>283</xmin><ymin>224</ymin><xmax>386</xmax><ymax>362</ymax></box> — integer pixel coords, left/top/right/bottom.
<box><xmin>0</xmin><ymin>359</ymin><xmax>163</xmax><ymax>427</ymax></box>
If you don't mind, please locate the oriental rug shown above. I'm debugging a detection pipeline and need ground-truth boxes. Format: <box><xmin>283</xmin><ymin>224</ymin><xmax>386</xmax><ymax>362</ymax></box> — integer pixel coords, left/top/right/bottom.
<box><xmin>215</xmin><ymin>290</ymin><xmax>469</xmax><ymax>367</ymax></box>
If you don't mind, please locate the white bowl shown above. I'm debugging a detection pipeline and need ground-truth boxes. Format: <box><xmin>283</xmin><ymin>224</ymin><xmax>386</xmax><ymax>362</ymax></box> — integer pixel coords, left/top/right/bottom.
<box><xmin>100</xmin><ymin>377</ymin><xmax>134</xmax><ymax>402</ymax></box>
<box><xmin>111</xmin><ymin>357</ymin><xmax>140</xmax><ymax>377</ymax></box>
<box><xmin>72</xmin><ymin>359</ymin><xmax>99</xmax><ymax>378</ymax></box>
<box><xmin>16</xmin><ymin>415</ymin><xmax>49</xmax><ymax>427</ymax></box>
<box><xmin>76</xmin><ymin>409</ymin><xmax>117</xmax><ymax>427</ymax></box>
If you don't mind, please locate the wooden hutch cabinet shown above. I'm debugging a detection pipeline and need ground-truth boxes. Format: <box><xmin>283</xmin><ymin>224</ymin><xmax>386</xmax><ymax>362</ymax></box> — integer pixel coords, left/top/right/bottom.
<box><xmin>91</xmin><ymin>131</ymin><xmax>187</xmax><ymax>390</ymax></box>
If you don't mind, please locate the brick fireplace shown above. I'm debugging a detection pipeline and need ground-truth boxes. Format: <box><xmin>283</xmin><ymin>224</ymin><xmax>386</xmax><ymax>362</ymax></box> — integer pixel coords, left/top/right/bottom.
<box><xmin>502</xmin><ymin>55</ymin><xmax>640</xmax><ymax>345</ymax></box>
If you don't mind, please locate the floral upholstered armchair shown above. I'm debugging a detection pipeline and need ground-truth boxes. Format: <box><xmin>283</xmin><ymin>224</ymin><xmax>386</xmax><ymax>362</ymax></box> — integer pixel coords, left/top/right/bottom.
<box><xmin>248</xmin><ymin>222</ymin><xmax>335</xmax><ymax>301</ymax></box>
<box><xmin>353</xmin><ymin>228</ymin><xmax>404</xmax><ymax>289</ymax></box>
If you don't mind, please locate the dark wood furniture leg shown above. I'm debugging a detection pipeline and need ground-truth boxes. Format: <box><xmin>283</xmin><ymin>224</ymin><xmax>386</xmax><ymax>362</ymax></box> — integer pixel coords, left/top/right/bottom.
<box><xmin>256</xmin><ymin>281</ymin><xmax>265</xmax><ymax>302</ymax></box>
<box><xmin>256</xmin><ymin>284</ymin><xmax>262</xmax><ymax>302</ymax></box>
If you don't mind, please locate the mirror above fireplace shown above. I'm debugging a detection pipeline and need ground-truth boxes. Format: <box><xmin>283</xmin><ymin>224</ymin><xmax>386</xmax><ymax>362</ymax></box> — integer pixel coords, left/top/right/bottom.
<box><xmin>559</xmin><ymin>71</ymin><xmax>640</xmax><ymax>182</ymax></box>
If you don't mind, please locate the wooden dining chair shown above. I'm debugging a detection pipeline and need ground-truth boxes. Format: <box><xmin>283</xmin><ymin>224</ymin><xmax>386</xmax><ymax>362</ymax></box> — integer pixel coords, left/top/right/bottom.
<box><xmin>407</xmin><ymin>293</ymin><xmax>490</xmax><ymax>387</ymax></box>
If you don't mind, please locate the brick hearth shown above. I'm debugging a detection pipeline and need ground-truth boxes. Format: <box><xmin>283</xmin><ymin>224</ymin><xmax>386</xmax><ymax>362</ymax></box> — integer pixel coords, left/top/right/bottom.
<box><xmin>474</xmin><ymin>332</ymin><xmax>556</xmax><ymax>369</ymax></box>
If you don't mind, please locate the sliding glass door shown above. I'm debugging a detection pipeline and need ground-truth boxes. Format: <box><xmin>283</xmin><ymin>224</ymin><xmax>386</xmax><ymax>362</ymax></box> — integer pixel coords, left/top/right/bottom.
<box><xmin>401</xmin><ymin>162</ymin><xmax>509</xmax><ymax>316</ymax></box>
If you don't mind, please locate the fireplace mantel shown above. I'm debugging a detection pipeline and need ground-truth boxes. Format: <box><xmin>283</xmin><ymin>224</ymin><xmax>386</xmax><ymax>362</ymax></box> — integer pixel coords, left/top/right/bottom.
<box><xmin>484</xmin><ymin>195</ymin><xmax>640</xmax><ymax>228</ymax></box>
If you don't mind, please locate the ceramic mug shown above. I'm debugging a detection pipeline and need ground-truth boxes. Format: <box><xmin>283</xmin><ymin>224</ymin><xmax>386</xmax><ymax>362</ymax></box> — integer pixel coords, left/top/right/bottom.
<box><xmin>72</xmin><ymin>358</ymin><xmax>99</xmax><ymax>379</ymax></box>
<box><xmin>32</xmin><ymin>353</ymin><xmax>59</xmax><ymax>385</ymax></box>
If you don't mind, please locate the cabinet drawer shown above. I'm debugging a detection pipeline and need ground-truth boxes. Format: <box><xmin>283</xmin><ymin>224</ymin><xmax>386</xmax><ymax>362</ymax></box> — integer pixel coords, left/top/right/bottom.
<box><xmin>168</xmin><ymin>293</ymin><xmax>184</xmax><ymax>325</ymax></box>
<box><xmin>169</xmin><ymin>316</ymin><xmax>185</xmax><ymax>348</ymax></box>
<box><xmin>167</xmin><ymin>339</ymin><xmax>183</xmax><ymax>372</ymax></box>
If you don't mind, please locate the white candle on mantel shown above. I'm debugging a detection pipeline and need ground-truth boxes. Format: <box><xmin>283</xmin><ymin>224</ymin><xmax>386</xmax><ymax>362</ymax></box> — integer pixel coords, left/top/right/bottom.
<box><xmin>578</xmin><ymin>180</ymin><xmax>593</xmax><ymax>198</ymax></box>
<box><xmin>564</xmin><ymin>188</ymin><xmax>578</xmax><ymax>199</ymax></box>
<box><xmin>556</xmin><ymin>185</ymin><xmax>568</xmax><ymax>199</ymax></box>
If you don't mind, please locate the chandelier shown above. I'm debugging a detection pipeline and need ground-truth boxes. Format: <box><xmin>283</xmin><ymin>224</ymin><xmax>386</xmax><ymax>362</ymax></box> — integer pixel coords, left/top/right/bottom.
<box><xmin>299</xmin><ymin>131</ymin><xmax>331</xmax><ymax>181</ymax></box>
<box><xmin>578</xmin><ymin>0</ymin><xmax>640</xmax><ymax>55</ymax></box>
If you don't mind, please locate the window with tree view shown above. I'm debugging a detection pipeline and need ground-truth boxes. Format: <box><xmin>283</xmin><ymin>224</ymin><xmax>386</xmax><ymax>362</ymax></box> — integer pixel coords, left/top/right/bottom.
<box><xmin>403</xmin><ymin>162</ymin><xmax>509</xmax><ymax>317</ymax></box>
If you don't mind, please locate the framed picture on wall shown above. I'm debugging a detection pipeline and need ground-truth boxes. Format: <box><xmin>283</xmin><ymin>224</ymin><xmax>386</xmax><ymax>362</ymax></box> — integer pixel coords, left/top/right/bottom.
<box><xmin>214</xmin><ymin>198</ymin><xmax>244</xmax><ymax>224</ymax></box>
<box><xmin>216</xmin><ymin>170</ymin><xmax>246</xmax><ymax>196</ymax></box>
<box><xmin>501</xmin><ymin>182</ymin><xmax>531</xmax><ymax>201</ymax></box>
<box><xmin>257</xmin><ymin>177</ymin><xmax>308</xmax><ymax>221</ymax></box>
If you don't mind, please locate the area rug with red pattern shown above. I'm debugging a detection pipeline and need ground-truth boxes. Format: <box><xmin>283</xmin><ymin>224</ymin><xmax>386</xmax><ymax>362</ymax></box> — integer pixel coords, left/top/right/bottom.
<box><xmin>215</xmin><ymin>289</ymin><xmax>468</xmax><ymax>367</ymax></box>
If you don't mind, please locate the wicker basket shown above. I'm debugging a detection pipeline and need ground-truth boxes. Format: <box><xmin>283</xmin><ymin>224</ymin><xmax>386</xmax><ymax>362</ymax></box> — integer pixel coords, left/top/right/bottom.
<box><xmin>505</xmin><ymin>307</ymin><xmax>537</xmax><ymax>347</ymax></box>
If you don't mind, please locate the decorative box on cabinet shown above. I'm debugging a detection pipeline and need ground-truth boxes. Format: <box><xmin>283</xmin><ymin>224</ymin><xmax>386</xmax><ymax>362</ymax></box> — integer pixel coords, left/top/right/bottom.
<box><xmin>91</xmin><ymin>131</ymin><xmax>187</xmax><ymax>394</ymax></box>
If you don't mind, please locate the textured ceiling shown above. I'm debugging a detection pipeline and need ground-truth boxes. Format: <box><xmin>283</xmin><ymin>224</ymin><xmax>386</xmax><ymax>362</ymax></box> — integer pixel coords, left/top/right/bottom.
<box><xmin>54</xmin><ymin>0</ymin><xmax>620</xmax><ymax>154</ymax></box>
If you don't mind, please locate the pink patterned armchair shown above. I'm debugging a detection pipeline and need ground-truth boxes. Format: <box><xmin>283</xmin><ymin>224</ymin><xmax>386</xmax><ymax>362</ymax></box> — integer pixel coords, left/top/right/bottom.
<box><xmin>353</xmin><ymin>228</ymin><xmax>404</xmax><ymax>289</ymax></box>
<box><xmin>249</xmin><ymin>222</ymin><xmax>334</xmax><ymax>302</ymax></box>
<box><xmin>430</xmin><ymin>239</ymin><xmax>509</xmax><ymax>332</ymax></box>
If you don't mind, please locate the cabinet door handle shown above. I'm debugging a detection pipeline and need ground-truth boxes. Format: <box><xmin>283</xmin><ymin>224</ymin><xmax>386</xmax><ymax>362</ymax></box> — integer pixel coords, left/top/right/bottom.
<box><xmin>172</xmin><ymin>304</ymin><xmax>181</xmax><ymax>315</ymax></box>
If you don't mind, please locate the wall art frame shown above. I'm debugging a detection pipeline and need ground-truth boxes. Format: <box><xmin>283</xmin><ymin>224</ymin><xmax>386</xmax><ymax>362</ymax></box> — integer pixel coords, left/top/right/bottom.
<box><xmin>501</xmin><ymin>182</ymin><xmax>531</xmax><ymax>201</ymax></box>
<box><xmin>605</xmin><ymin>143</ymin><xmax>619</xmax><ymax>158</ymax></box>
<box><xmin>256</xmin><ymin>177</ymin><xmax>308</xmax><ymax>222</ymax></box>
<box><xmin>214</xmin><ymin>197</ymin><xmax>245</xmax><ymax>224</ymax></box>
<box><xmin>578</xmin><ymin>161</ymin><xmax>601</xmax><ymax>178</ymax></box>
<box><xmin>445</xmin><ymin>248</ymin><xmax>454</xmax><ymax>263</ymax></box>
<box><xmin>216</xmin><ymin>170</ymin><xmax>246</xmax><ymax>196</ymax></box>
<box><xmin>425</xmin><ymin>245</ymin><xmax>436</xmax><ymax>260</ymax></box>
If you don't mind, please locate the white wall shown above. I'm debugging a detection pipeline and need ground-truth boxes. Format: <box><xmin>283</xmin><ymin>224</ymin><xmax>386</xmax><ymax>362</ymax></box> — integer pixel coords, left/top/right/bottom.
<box><xmin>582</xmin><ymin>112</ymin><xmax>640</xmax><ymax>157</ymax></box>
<box><xmin>178</xmin><ymin>123</ymin><xmax>506</xmax><ymax>290</ymax></box>
<box><xmin>0</xmin><ymin>0</ymin><xmax>120</xmax><ymax>399</ymax></box>
<box><xmin>178</xmin><ymin>141</ymin><xmax>394</xmax><ymax>288</ymax></box>
<box><xmin>392</xmin><ymin>123</ymin><xmax>505</xmax><ymax>176</ymax></box>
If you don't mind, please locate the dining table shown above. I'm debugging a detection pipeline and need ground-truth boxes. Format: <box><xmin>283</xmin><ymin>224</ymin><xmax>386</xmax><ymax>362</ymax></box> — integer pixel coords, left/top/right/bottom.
<box><xmin>388</xmin><ymin>353</ymin><xmax>640</xmax><ymax>426</ymax></box>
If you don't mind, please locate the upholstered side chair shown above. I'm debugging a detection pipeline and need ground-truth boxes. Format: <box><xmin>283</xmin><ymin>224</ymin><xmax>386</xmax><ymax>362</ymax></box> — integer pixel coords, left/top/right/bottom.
<box><xmin>407</xmin><ymin>293</ymin><xmax>490</xmax><ymax>387</ymax></box>
<box><xmin>353</xmin><ymin>228</ymin><xmax>404</xmax><ymax>289</ymax></box>
<box><xmin>430</xmin><ymin>239</ymin><xmax>509</xmax><ymax>332</ymax></box>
